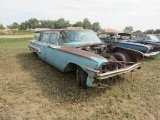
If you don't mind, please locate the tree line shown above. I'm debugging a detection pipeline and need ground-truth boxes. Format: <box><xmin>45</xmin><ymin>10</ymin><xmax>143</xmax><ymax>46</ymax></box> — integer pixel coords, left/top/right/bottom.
<box><xmin>0</xmin><ymin>18</ymin><xmax>160</xmax><ymax>34</ymax></box>
<box><xmin>2</xmin><ymin>18</ymin><xmax>101</xmax><ymax>32</ymax></box>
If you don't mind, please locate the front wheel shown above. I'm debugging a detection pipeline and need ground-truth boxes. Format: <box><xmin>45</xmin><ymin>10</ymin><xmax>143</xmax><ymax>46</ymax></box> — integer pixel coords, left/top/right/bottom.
<box><xmin>76</xmin><ymin>67</ymin><xmax>88</xmax><ymax>89</ymax></box>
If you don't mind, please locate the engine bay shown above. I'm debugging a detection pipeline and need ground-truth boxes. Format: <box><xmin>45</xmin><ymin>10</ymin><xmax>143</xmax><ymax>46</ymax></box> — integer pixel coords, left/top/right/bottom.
<box><xmin>77</xmin><ymin>44</ymin><xmax>142</xmax><ymax>73</ymax></box>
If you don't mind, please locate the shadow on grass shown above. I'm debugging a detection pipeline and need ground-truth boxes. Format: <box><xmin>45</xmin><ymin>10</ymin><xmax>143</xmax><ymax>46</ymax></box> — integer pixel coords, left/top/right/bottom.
<box><xmin>16</xmin><ymin>52</ymin><xmax>125</xmax><ymax>103</ymax></box>
<box><xmin>142</xmin><ymin>57</ymin><xmax>157</xmax><ymax>61</ymax></box>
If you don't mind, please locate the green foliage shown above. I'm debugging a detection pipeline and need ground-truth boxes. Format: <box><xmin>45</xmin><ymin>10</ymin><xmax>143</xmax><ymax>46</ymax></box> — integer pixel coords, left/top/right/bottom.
<box><xmin>54</xmin><ymin>18</ymin><xmax>71</xmax><ymax>29</ymax></box>
<box><xmin>83</xmin><ymin>18</ymin><xmax>92</xmax><ymax>29</ymax></box>
<box><xmin>143</xmin><ymin>29</ymin><xmax>160</xmax><ymax>34</ymax></box>
<box><xmin>5</xmin><ymin>18</ymin><xmax>102</xmax><ymax>30</ymax></box>
<box><xmin>0</xmin><ymin>24</ymin><xmax>5</xmax><ymax>29</ymax></box>
<box><xmin>8</xmin><ymin>22</ymin><xmax>19</xmax><ymax>30</ymax></box>
<box><xmin>154</xmin><ymin>29</ymin><xmax>160</xmax><ymax>34</ymax></box>
<box><xmin>39</xmin><ymin>20</ymin><xmax>53</xmax><ymax>28</ymax></box>
<box><xmin>92</xmin><ymin>22</ymin><xmax>101</xmax><ymax>32</ymax></box>
<box><xmin>72</xmin><ymin>21</ymin><xmax>83</xmax><ymax>27</ymax></box>
<box><xmin>123</xmin><ymin>26</ymin><xmax>134</xmax><ymax>33</ymax></box>
<box><xmin>19</xmin><ymin>22</ymin><xmax>27</xmax><ymax>30</ymax></box>
<box><xmin>26</xmin><ymin>18</ymin><xmax>39</xmax><ymax>29</ymax></box>
<box><xmin>144</xmin><ymin>29</ymin><xmax>154</xmax><ymax>34</ymax></box>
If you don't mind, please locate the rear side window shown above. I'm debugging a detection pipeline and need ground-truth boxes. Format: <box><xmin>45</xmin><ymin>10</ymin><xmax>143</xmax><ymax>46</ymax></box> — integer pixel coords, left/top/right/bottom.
<box><xmin>41</xmin><ymin>33</ymin><xmax>50</xmax><ymax>43</ymax></box>
<box><xmin>34</xmin><ymin>33</ymin><xmax>40</xmax><ymax>40</ymax></box>
<box><xmin>50</xmin><ymin>33</ymin><xmax>58</xmax><ymax>44</ymax></box>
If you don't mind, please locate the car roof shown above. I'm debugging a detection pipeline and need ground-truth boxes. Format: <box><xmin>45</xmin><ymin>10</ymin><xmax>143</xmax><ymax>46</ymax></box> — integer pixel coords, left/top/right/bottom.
<box><xmin>98</xmin><ymin>32</ymin><xmax>131</xmax><ymax>36</ymax></box>
<box><xmin>34</xmin><ymin>29</ymin><xmax>92</xmax><ymax>33</ymax></box>
<box><xmin>98</xmin><ymin>32</ymin><xmax>118</xmax><ymax>35</ymax></box>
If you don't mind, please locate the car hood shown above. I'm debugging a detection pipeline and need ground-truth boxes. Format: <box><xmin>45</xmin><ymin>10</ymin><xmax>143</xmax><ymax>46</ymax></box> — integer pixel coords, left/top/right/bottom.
<box><xmin>120</xmin><ymin>41</ymin><xmax>153</xmax><ymax>49</ymax></box>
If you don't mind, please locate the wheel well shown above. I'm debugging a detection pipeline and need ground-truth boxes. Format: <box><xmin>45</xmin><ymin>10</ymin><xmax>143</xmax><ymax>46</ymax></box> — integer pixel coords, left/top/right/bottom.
<box><xmin>33</xmin><ymin>52</ymin><xmax>38</xmax><ymax>57</ymax></box>
<box><xmin>64</xmin><ymin>63</ymin><xmax>77</xmax><ymax>72</ymax></box>
<box><xmin>113</xmin><ymin>52</ymin><xmax>131</xmax><ymax>62</ymax></box>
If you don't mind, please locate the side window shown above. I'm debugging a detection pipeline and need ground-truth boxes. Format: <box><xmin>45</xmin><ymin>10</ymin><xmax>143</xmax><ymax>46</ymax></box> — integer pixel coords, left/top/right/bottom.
<box><xmin>34</xmin><ymin>33</ymin><xmax>40</xmax><ymax>40</ymax></box>
<box><xmin>98</xmin><ymin>34</ymin><xmax>107</xmax><ymax>39</ymax></box>
<box><xmin>108</xmin><ymin>34</ymin><xmax>116</xmax><ymax>40</ymax></box>
<box><xmin>41</xmin><ymin>33</ymin><xmax>50</xmax><ymax>43</ymax></box>
<box><xmin>50</xmin><ymin>33</ymin><xmax>58</xmax><ymax>44</ymax></box>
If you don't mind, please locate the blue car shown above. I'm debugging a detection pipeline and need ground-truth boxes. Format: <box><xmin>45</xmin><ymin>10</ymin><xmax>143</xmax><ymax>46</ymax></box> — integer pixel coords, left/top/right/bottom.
<box><xmin>29</xmin><ymin>29</ymin><xmax>143</xmax><ymax>89</ymax></box>
<box><xmin>98</xmin><ymin>32</ymin><xmax>160</xmax><ymax>57</ymax></box>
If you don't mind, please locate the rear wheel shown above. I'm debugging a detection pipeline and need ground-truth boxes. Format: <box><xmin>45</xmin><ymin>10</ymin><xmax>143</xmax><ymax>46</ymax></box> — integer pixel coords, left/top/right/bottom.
<box><xmin>76</xmin><ymin>67</ymin><xmax>88</xmax><ymax>89</ymax></box>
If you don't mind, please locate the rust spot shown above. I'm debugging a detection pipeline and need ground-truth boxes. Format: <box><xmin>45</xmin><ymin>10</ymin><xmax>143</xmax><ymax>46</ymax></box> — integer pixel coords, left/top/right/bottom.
<box><xmin>48</xmin><ymin>45</ymin><xmax>106</xmax><ymax>60</ymax></box>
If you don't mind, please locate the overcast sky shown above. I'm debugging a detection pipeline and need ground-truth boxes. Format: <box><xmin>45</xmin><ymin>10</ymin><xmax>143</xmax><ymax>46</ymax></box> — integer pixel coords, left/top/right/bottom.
<box><xmin>0</xmin><ymin>0</ymin><xmax>160</xmax><ymax>31</ymax></box>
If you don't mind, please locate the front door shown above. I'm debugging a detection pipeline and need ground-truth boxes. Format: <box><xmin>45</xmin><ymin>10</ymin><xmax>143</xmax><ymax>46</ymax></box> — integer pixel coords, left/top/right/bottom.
<box><xmin>37</xmin><ymin>33</ymin><xmax>50</xmax><ymax>61</ymax></box>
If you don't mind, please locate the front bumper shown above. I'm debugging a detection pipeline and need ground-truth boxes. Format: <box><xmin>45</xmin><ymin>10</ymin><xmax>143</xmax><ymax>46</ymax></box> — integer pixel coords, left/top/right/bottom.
<box><xmin>85</xmin><ymin>63</ymin><xmax>141</xmax><ymax>87</ymax></box>
<box><xmin>144</xmin><ymin>51</ymin><xmax>160</xmax><ymax>57</ymax></box>
<box><xmin>95</xmin><ymin>63</ymin><xmax>141</xmax><ymax>79</ymax></box>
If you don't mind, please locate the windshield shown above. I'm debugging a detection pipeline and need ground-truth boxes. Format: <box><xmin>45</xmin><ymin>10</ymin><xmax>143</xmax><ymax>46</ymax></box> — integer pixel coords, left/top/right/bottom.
<box><xmin>146</xmin><ymin>35</ymin><xmax>160</xmax><ymax>42</ymax></box>
<box><xmin>58</xmin><ymin>30</ymin><xmax>101</xmax><ymax>45</ymax></box>
<box><xmin>132</xmin><ymin>34</ymin><xmax>160</xmax><ymax>42</ymax></box>
<box><xmin>132</xmin><ymin>35</ymin><xmax>145</xmax><ymax>41</ymax></box>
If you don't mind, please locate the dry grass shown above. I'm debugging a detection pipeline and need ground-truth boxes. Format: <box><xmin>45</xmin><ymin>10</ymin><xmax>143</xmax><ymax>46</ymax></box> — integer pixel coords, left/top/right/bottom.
<box><xmin>0</xmin><ymin>38</ymin><xmax>160</xmax><ymax>120</ymax></box>
<box><xmin>0</xmin><ymin>35</ymin><xmax>33</xmax><ymax>38</ymax></box>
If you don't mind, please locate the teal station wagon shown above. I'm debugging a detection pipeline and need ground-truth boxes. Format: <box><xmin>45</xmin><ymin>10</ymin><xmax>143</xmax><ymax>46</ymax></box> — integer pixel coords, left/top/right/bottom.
<box><xmin>28</xmin><ymin>29</ymin><xmax>143</xmax><ymax>89</ymax></box>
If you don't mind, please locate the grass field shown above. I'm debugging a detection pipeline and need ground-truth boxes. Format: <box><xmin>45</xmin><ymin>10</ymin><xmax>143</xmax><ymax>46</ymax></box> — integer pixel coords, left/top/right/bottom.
<box><xmin>0</xmin><ymin>38</ymin><xmax>160</xmax><ymax>120</ymax></box>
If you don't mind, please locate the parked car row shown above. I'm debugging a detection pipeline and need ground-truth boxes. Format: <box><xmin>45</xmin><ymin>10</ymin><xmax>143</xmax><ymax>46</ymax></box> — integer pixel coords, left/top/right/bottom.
<box><xmin>97</xmin><ymin>32</ymin><xmax>160</xmax><ymax>57</ymax></box>
<box><xmin>28</xmin><ymin>29</ymin><xmax>159</xmax><ymax>89</ymax></box>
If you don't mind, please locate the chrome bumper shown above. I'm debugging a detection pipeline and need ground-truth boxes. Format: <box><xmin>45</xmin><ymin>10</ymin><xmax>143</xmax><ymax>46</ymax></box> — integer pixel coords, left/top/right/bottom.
<box><xmin>144</xmin><ymin>51</ymin><xmax>160</xmax><ymax>57</ymax></box>
<box><xmin>96</xmin><ymin>63</ymin><xmax>141</xmax><ymax>79</ymax></box>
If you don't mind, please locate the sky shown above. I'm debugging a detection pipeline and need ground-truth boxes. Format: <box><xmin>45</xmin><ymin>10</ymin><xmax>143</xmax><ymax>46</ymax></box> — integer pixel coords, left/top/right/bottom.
<box><xmin>0</xmin><ymin>0</ymin><xmax>160</xmax><ymax>31</ymax></box>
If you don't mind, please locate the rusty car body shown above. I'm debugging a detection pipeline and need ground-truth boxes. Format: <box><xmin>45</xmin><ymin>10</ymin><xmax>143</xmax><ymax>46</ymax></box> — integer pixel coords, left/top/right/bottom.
<box><xmin>28</xmin><ymin>29</ymin><xmax>143</xmax><ymax>89</ymax></box>
<box><xmin>98</xmin><ymin>32</ymin><xmax>160</xmax><ymax>57</ymax></box>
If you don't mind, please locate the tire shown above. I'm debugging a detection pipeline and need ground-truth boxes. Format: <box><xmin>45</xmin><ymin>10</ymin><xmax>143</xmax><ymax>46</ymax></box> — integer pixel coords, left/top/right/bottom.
<box><xmin>112</xmin><ymin>52</ymin><xmax>128</xmax><ymax>62</ymax></box>
<box><xmin>76</xmin><ymin>66</ymin><xmax>88</xmax><ymax>89</ymax></box>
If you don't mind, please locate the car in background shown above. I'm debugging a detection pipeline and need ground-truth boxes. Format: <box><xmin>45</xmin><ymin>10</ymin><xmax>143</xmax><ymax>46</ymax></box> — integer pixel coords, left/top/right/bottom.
<box><xmin>132</xmin><ymin>34</ymin><xmax>160</xmax><ymax>47</ymax></box>
<box><xmin>97</xmin><ymin>32</ymin><xmax>160</xmax><ymax>57</ymax></box>
<box><xmin>155</xmin><ymin>35</ymin><xmax>160</xmax><ymax>40</ymax></box>
<box><xmin>28</xmin><ymin>29</ymin><xmax>143</xmax><ymax>89</ymax></box>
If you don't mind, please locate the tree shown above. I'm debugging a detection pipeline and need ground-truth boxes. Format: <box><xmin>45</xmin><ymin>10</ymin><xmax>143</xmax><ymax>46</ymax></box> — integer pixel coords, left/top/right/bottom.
<box><xmin>0</xmin><ymin>24</ymin><xmax>5</xmax><ymax>29</ymax></box>
<box><xmin>7</xmin><ymin>22</ymin><xmax>19</xmax><ymax>29</ymax></box>
<box><xmin>154</xmin><ymin>29</ymin><xmax>160</xmax><ymax>34</ymax></box>
<box><xmin>19</xmin><ymin>22</ymin><xmax>27</xmax><ymax>30</ymax></box>
<box><xmin>92</xmin><ymin>22</ymin><xmax>101</xmax><ymax>32</ymax></box>
<box><xmin>123</xmin><ymin>26</ymin><xmax>134</xmax><ymax>33</ymax></box>
<box><xmin>54</xmin><ymin>18</ymin><xmax>71</xmax><ymax>28</ymax></box>
<box><xmin>144</xmin><ymin>29</ymin><xmax>154</xmax><ymax>34</ymax></box>
<box><xmin>72</xmin><ymin>21</ymin><xmax>83</xmax><ymax>27</ymax></box>
<box><xmin>83</xmin><ymin>18</ymin><xmax>92</xmax><ymax>29</ymax></box>
<box><xmin>27</xmin><ymin>18</ymin><xmax>40</xmax><ymax>29</ymax></box>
